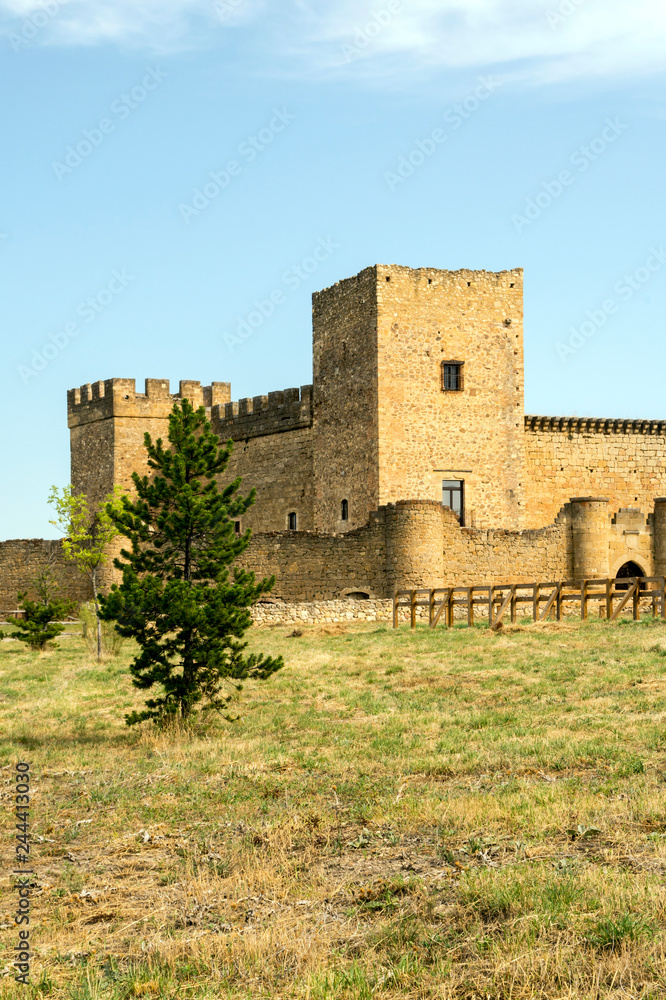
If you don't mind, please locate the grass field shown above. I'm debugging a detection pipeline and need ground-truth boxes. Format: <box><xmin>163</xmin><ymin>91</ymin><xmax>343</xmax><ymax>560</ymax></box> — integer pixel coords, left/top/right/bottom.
<box><xmin>1</xmin><ymin>616</ymin><xmax>666</xmax><ymax>999</ymax></box>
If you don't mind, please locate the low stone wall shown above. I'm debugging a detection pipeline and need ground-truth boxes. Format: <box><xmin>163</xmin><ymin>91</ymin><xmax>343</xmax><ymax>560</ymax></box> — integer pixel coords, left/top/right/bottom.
<box><xmin>0</xmin><ymin>539</ymin><xmax>92</xmax><ymax>619</ymax></box>
<box><xmin>251</xmin><ymin>598</ymin><xmax>396</xmax><ymax>626</ymax></box>
<box><xmin>251</xmin><ymin>598</ymin><xmax>444</xmax><ymax>626</ymax></box>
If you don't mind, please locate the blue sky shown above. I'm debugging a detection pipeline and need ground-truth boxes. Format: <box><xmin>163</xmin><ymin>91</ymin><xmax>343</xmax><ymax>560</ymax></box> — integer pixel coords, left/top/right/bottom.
<box><xmin>1</xmin><ymin>0</ymin><xmax>665</xmax><ymax>537</ymax></box>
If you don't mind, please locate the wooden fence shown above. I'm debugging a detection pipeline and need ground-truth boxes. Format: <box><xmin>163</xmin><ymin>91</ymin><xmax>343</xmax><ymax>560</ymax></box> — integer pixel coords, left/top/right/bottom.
<box><xmin>393</xmin><ymin>576</ymin><xmax>666</xmax><ymax>630</ymax></box>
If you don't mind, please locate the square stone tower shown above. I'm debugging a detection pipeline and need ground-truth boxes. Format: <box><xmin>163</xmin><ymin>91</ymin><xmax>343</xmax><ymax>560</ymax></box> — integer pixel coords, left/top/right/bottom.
<box><xmin>312</xmin><ymin>264</ymin><xmax>525</xmax><ymax>533</ymax></box>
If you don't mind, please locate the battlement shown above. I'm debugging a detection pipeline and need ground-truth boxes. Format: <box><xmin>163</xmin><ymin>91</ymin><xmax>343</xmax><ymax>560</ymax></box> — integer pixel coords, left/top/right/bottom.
<box><xmin>525</xmin><ymin>415</ymin><xmax>666</xmax><ymax>435</ymax></box>
<box><xmin>67</xmin><ymin>377</ymin><xmax>313</xmax><ymax>441</ymax></box>
<box><xmin>67</xmin><ymin>378</ymin><xmax>232</xmax><ymax>427</ymax></box>
<box><xmin>212</xmin><ymin>385</ymin><xmax>313</xmax><ymax>441</ymax></box>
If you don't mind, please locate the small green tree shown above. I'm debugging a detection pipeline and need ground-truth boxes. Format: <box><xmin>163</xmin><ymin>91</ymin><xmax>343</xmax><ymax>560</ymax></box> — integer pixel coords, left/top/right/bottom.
<box><xmin>2</xmin><ymin>569</ymin><xmax>75</xmax><ymax>651</ymax></box>
<box><xmin>100</xmin><ymin>399</ymin><xmax>283</xmax><ymax>726</ymax></box>
<box><xmin>48</xmin><ymin>485</ymin><xmax>124</xmax><ymax>659</ymax></box>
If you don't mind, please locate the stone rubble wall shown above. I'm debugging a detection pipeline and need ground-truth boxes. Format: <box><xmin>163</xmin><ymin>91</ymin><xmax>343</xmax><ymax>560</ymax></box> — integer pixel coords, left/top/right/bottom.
<box><xmin>524</xmin><ymin>417</ymin><xmax>666</xmax><ymax>529</ymax></box>
<box><xmin>0</xmin><ymin>539</ymin><xmax>91</xmax><ymax>619</ymax></box>
<box><xmin>251</xmin><ymin>598</ymin><xmax>443</xmax><ymax>627</ymax></box>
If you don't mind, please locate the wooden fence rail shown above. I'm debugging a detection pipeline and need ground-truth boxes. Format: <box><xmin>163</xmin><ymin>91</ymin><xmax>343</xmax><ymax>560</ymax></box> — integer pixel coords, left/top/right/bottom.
<box><xmin>393</xmin><ymin>576</ymin><xmax>666</xmax><ymax>630</ymax></box>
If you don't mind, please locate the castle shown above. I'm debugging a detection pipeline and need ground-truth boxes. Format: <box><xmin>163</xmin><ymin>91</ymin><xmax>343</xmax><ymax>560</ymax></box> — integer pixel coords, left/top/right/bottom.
<box><xmin>3</xmin><ymin>264</ymin><xmax>666</xmax><ymax>611</ymax></box>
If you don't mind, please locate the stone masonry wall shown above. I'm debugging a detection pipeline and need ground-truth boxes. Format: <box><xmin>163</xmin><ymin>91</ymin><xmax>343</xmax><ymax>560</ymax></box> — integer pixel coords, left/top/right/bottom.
<box><xmin>5</xmin><ymin>501</ymin><xmax>655</xmax><ymax>616</ymax></box>
<box><xmin>0</xmin><ymin>540</ymin><xmax>91</xmax><ymax>619</ymax></box>
<box><xmin>238</xmin><ymin>501</ymin><xmax>575</xmax><ymax>602</ymax></box>
<box><xmin>251</xmin><ymin>598</ymin><xmax>395</xmax><ymax>626</ymax></box>
<box><xmin>223</xmin><ymin>424</ymin><xmax>315</xmax><ymax>534</ymax></box>
<box><xmin>312</xmin><ymin>268</ymin><xmax>380</xmax><ymax>533</ymax></box>
<box><xmin>524</xmin><ymin>417</ymin><xmax>666</xmax><ymax>528</ymax></box>
<box><xmin>375</xmin><ymin>265</ymin><xmax>525</xmax><ymax>530</ymax></box>
<box><xmin>238</xmin><ymin>511</ymin><xmax>388</xmax><ymax>602</ymax></box>
<box><xmin>68</xmin><ymin>378</ymin><xmax>315</xmax><ymax>536</ymax></box>
<box><xmin>441</xmin><ymin>508</ymin><xmax>573</xmax><ymax>586</ymax></box>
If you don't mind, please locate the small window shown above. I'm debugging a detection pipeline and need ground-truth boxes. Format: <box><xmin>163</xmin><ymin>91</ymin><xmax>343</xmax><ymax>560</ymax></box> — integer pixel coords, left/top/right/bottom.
<box><xmin>341</xmin><ymin>499</ymin><xmax>348</xmax><ymax>521</ymax></box>
<box><xmin>288</xmin><ymin>512</ymin><xmax>297</xmax><ymax>531</ymax></box>
<box><xmin>234</xmin><ymin>520</ymin><xmax>241</xmax><ymax>535</ymax></box>
<box><xmin>441</xmin><ymin>361</ymin><xmax>464</xmax><ymax>391</ymax></box>
<box><xmin>442</xmin><ymin>480</ymin><xmax>464</xmax><ymax>526</ymax></box>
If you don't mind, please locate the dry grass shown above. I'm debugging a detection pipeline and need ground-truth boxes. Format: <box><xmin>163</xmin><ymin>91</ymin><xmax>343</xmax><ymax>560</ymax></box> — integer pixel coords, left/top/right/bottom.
<box><xmin>1</xmin><ymin>615</ymin><xmax>666</xmax><ymax>998</ymax></box>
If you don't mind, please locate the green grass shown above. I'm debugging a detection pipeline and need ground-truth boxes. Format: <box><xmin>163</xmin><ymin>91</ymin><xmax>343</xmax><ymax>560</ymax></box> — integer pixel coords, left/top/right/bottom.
<box><xmin>1</xmin><ymin>617</ymin><xmax>666</xmax><ymax>997</ymax></box>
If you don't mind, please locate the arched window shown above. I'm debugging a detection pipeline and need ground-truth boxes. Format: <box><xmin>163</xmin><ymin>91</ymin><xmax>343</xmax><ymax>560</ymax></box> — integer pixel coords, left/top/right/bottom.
<box><xmin>341</xmin><ymin>499</ymin><xmax>349</xmax><ymax>521</ymax></box>
<box><xmin>288</xmin><ymin>512</ymin><xmax>297</xmax><ymax>531</ymax></box>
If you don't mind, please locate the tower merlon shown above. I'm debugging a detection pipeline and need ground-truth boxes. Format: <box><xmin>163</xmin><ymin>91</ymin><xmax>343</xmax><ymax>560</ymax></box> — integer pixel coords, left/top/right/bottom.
<box><xmin>212</xmin><ymin>385</ymin><xmax>313</xmax><ymax>441</ymax></box>
<box><xmin>67</xmin><ymin>377</ymin><xmax>233</xmax><ymax>427</ymax></box>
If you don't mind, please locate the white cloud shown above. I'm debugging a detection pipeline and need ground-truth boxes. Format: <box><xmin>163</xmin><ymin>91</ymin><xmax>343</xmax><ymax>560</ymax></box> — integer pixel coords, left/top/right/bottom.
<box><xmin>1</xmin><ymin>0</ymin><xmax>666</xmax><ymax>89</ymax></box>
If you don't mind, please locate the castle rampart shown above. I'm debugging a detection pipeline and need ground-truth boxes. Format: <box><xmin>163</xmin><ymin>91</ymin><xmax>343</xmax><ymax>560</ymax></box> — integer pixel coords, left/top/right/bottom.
<box><xmin>524</xmin><ymin>414</ymin><xmax>666</xmax><ymax>528</ymax></box>
<box><xmin>212</xmin><ymin>385</ymin><xmax>312</xmax><ymax>441</ymax></box>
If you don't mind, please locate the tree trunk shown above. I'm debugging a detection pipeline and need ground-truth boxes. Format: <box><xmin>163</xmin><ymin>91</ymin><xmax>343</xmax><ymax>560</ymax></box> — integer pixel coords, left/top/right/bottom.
<box><xmin>92</xmin><ymin>569</ymin><xmax>102</xmax><ymax>660</ymax></box>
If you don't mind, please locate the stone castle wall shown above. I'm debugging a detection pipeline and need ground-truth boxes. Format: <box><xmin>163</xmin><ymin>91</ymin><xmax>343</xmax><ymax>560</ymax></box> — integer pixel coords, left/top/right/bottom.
<box><xmin>0</xmin><ymin>540</ymin><xmax>91</xmax><ymax>618</ymax></box>
<box><xmin>236</xmin><ymin>500</ymin><xmax>576</xmax><ymax>602</ymax></box>
<box><xmin>238</xmin><ymin>512</ymin><xmax>388</xmax><ymax>603</ymax></box>
<box><xmin>3</xmin><ymin>496</ymin><xmax>663</xmax><ymax>617</ymax></box>
<box><xmin>68</xmin><ymin>378</ymin><xmax>316</xmax><ymax>536</ymax></box>
<box><xmin>524</xmin><ymin>417</ymin><xmax>666</xmax><ymax>528</ymax></box>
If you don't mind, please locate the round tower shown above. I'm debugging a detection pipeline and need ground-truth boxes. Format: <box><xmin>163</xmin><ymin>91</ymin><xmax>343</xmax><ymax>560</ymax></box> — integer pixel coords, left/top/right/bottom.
<box><xmin>653</xmin><ymin>498</ymin><xmax>666</xmax><ymax>577</ymax></box>
<box><xmin>570</xmin><ymin>497</ymin><xmax>610</xmax><ymax>580</ymax></box>
<box><xmin>384</xmin><ymin>500</ymin><xmax>445</xmax><ymax>594</ymax></box>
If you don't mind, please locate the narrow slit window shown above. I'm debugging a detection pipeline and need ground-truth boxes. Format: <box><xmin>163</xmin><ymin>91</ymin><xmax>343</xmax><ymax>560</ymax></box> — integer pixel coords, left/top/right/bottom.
<box><xmin>234</xmin><ymin>521</ymin><xmax>241</xmax><ymax>535</ymax></box>
<box><xmin>441</xmin><ymin>361</ymin><xmax>464</xmax><ymax>392</ymax></box>
<box><xmin>341</xmin><ymin>499</ymin><xmax>349</xmax><ymax>521</ymax></box>
<box><xmin>288</xmin><ymin>512</ymin><xmax>297</xmax><ymax>531</ymax></box>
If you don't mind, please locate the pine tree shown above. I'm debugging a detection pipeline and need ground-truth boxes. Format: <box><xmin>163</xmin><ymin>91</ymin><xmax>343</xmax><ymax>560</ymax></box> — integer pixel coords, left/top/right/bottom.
<box><xmin>2</xmin><ymin>569</ymin><xmax>75</xmax><ymax>651</ymax></box>
<box><xmin>101</xmin><ymin>399</ymin><xmax>283</xmax><ymax>725</ymax></box>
